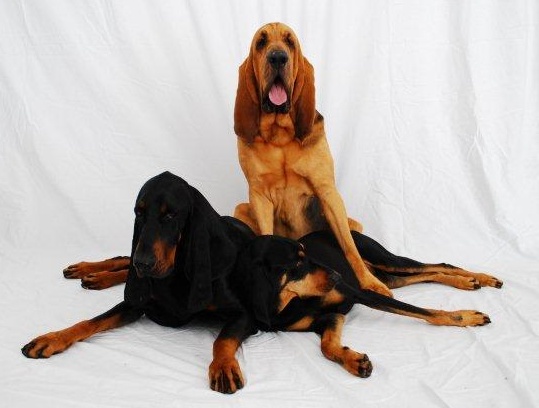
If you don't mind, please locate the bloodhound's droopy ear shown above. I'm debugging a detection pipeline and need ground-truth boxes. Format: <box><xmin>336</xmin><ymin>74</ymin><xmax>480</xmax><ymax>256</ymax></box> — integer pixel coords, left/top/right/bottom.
<box><xmin>183</xmin><ymin>186</ymin><xmax>237</xmax><ymax>312</ymax></box>
<box><xmin>234</xmin><ymin>55</ymin><xmax>260</xmax><ymax>143</ymax></box>
<box><xmin>292</xmin><ymin>57</ymin><xmax>316</xmax><ymax>141</ymax></box>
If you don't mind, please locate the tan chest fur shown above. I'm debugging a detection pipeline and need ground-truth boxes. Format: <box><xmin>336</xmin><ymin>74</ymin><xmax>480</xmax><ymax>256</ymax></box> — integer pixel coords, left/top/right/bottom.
<box><xmin>237</xmin><ymin>113</ymin><xmax>330</xmax><ymax>238</ymax></box>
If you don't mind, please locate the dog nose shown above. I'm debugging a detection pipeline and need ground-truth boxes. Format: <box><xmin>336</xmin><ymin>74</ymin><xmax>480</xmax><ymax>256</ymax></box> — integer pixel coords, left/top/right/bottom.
<box><xmin>133</xmin><ymin>258</ymin><xmax>154</xmax><ymax>276</ymax></box>
<box><xmin>267</xmin><ymin>50</ymin><xmax>288</xmax><ymax>67</ymax></box>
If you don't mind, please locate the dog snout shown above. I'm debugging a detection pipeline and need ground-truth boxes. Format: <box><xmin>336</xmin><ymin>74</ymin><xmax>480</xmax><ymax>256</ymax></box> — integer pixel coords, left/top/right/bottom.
<box><xmin>133</xmin><ymin>256</ymin><xmax>155</xmax><ymax>277</ymax></box>
<box><xmin>267</xmin><ymin>50</ymin><xmax>288</xmax><ymax>68</ymax></box>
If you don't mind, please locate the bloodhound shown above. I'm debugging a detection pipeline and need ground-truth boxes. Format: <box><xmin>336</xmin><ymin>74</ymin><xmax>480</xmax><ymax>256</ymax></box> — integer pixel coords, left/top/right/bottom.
<box><xmin>233</xmin><ymin>22</ymin><xmax>392</xmax><ymax>297</ymax></box>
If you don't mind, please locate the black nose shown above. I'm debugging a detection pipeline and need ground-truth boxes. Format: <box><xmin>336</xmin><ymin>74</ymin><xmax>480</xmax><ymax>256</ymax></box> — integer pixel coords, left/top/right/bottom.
<box><xmin>267</xmin><ymin>50</ymin><xmax>288</xmax><ymax>67</ymax></box>
<box><xmin>133</xmin><ymin>257</ymin><xmax>154</xmax><ymax>276</ymax></box>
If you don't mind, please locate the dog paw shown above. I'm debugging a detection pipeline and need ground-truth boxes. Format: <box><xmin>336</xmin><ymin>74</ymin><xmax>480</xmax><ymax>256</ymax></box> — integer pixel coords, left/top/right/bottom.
<box><xmin>476</xmin><ymin>273</ymin><xmax>503</xmax><ymax>289</ymax></box>
<box><xmin>342</xmin><ymin>348</ymin><xmax>373</xmax><ymax>378</ymax></box>
<box><xmin>443</xmin><ymin>310</ymin><xmax>491</xmax><ymax>327</ymax></box>
<box><xmin>363</xmin><ymin>280</ymin><xmax>393</xmax><ymax>298</ymax></box>
<box><xmin>21</xmin><ymin>332</ymin><xmax>70</xmax><ymax>359</ymax></box>
<box><xmin>455</xmin><ymin>277</ymin><xmax>482</xmax><ymax>290</ymax></box>
<box><xmin>63</xmin><ymin>262</ymin><xmax>93</xmax><ymax>279</ymax></box>
<box><xmin>209</xmin><ymin>358</ymin><xmax>244</xmax><ymax>394</ymax></box>
<box><xmin>81</xmin><ymin>272</ymin><xmax>113</xmax><ymax>290</ymax></box>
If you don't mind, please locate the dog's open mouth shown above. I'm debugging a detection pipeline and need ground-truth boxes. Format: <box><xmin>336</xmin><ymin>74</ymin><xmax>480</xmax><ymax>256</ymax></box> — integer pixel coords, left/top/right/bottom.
<box><xmin>263</xmin><ymin>75</ymin><xmax>290</xmax><ymax>113</ymax></box>
<box><xmin>268</xmin><ymin>77</ymin><xmax>288</xmax><ymax>106</ymax></box>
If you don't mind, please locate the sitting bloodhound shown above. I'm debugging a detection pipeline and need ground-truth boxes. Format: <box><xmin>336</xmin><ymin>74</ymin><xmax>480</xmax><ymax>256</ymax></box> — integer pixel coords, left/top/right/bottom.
<box><xmin>233</xmin><ymin>22</ymin><xmax>392</xmax><ymax>297</ymax></box>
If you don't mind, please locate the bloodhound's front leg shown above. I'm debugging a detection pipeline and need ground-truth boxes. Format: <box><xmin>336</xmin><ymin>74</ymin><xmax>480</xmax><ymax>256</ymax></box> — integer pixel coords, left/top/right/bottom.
<box><xmin>234</xmin><ymin>189</ymin><xmax>275</xmax><ymax>236</ymax></box>
<box><xmin>315</xmin><ymin>184</ymin><xmax>392</xmax><ymax>297</ymax></box>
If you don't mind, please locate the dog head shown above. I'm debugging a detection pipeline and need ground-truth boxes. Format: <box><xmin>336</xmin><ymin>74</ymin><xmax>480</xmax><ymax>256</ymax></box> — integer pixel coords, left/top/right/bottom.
<box><xmin>127</xmin><ymin>172</ymin><xmax>236</xmax><ymax>312</ymax></box>
<box><xmin>234</xmin><ymin>22</ymin><xmax>316</xmax><ymax>142</ymax></box>
<box><xmin>239</xmin><ymin>235</ymin><xmax>341</xmax><ymax>328</ymax></box>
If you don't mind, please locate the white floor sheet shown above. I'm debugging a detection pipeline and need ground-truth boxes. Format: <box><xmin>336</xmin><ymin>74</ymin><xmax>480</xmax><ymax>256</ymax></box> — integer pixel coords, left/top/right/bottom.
<box><xmin>1</xmin><ymin>1</ymin><xmax>538</xmax><ymax>407</ymax></box>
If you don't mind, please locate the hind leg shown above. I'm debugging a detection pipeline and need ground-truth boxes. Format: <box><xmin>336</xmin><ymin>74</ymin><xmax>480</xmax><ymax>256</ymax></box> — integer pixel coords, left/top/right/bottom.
<box><xmin>352</xmin><ymin>232</ymin><xmax>503</xmax><ymax>290</ymax></box>
<box><xmin>233</xmin><ymin>203</ymin><xmax>261</xmax><ymax>235</ymax></box>
<box><xmin>369</xmin><ymin>262</ymin><xmax>502</xmax><ymax>290</ymax></box>
<box><xmin>348</xmin><ymin>217</ymin><xmax>363</xmax><ymax>233</ymax></box>
<box><xmin>369</xmin><ymin>265</ymin><xmax>483</xmax><ymax>290</ymax></box>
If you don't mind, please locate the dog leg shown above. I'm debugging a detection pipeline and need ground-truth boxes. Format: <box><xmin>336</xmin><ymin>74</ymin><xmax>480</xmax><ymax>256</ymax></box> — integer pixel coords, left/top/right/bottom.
<box><xmin>370</xmin><ymin>268</ymin><xmax>484</xmax><ymax>290</ymax></box>
<box><xmin>63</xmin><ymin>256</ymin><xmax>130</xmax><ymax>279</ymax></box>
<box><xmin>348</xmin><ymin>217</ymin><xmax>363</xmax><ymax>233</ymax></box>
<box><xmin>248</xmin><ymin>192</ymin><xmax>275</xmax><ymax>235</ymax></box>
<box><xmin>351</xmin><ymin>231</ymin><xmax>503</xmax><ymax>289</ymax></box>
<box><xmin>208</xmin><ymin>310</ymin><xmax>254</xmax><ymax>394</ymax></box>
<box><xmin>341</xmin><ymin>283</ymin><xmax>491</xmax><ymax>327</ymax></box>
<box><xmin>81</xmin><ymin>269</ymin><xmax>129</xmax><ymax>290</ymax></box>
<box><xmin>21</xmin><ymin>301</ymin><xmax>142</xmax><ymax>358</ymax></box>
<box><xmin>312</xmin><ymin>313</ymin><xmax>373</xmax><ymax>378</ymax></box>
<box><xmin>313</xmin><ymin>185</ymin><xmax>392</xmax><ymax>297</ymax></box>
<box><xmin>233</xmin><ymin>202</ymin><xmax>261</xmax><ymax>235</ymax></box>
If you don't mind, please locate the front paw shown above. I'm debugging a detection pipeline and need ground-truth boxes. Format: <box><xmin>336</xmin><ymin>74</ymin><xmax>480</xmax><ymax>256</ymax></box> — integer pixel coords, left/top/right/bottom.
<box><xmin>63</xmin><ymin>262</ymin><xmax>92</xmax><ymax>279</ymax></box>
<box><xmin>209</xmin><ymin>358</ymin><xmax>244</xmax><ymax>394</ymax></box>
<box><xmin>476</xmin><ymin>273</ymin><xmax>503</xmax><ymax>289</ymax></box>
<box><xmin>81</xmin><ymin>272</ymin><xmax>114</xmax><ymax>290</ymax></box>
<box><xmin>342</xmin><ymin>348</ymin><xmax>373</xmax><ymax>378</ymax></box>
<box><xmin>21</xmin><ymin>332</ymin><xmax>71</xmax><ymax>359</ymax></box>
<box><xmin>363</xmin><ymin>280</ymin><xmax>393</xmax><ymax>298</ymax></box>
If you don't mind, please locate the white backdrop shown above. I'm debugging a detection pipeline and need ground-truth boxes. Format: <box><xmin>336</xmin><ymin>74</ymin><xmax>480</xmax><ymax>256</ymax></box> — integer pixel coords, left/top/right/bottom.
<box><xmin>1</xmin><ymin>1</ymin><xmax>538</xmax><ymax>407</ymax></box>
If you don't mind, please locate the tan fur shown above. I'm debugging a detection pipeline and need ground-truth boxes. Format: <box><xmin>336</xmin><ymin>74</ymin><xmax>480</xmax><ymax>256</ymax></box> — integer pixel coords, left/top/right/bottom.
<box><xmin>21</xmin><ymin>314</ymin><xmax>124</xmax><ymax>358</ymax></box>
<box><xmin>208</xmin><ymin>338</ymin><xmax>244</xmax><ymax>393</ymax></box>
<box><xmin>233</xmin><ymin>23</ymin><xmax>391</xmax><ymax>297</ymax></box>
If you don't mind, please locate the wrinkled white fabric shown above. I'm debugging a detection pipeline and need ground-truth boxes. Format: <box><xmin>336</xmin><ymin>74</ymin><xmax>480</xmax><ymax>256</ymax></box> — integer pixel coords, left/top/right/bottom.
<box><xmin>1</xmin><ymin>1</ymin><xmax>538</xmax><ymax>407</ymax></box>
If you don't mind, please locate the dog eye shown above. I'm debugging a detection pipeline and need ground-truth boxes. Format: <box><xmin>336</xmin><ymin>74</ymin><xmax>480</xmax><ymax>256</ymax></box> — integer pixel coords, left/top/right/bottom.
<box><xmin>256</xmin><ymin>33</ymin><xmax>267</xmax><ymax>49</ymax></box>
<box><xmin>163</xmin><ymin>212</ymin><xmax>177</xmax><ymax>221</ymax></box>
<box><xmin>285</xmin><ymin>34</ymin><xmax>294</xmax><ymax>48</ymax></box>
<box><xmin>134</xmin><ymin>208</ymin><xmax>144</xmax><ymax>218</ymax></box>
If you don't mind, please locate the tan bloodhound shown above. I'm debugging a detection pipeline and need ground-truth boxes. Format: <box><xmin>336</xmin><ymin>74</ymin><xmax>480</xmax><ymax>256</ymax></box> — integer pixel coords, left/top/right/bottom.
<box><xmin>233</xmin><ymin>22</ymin><xmax>392</xmax><ymax>297</ymax></box>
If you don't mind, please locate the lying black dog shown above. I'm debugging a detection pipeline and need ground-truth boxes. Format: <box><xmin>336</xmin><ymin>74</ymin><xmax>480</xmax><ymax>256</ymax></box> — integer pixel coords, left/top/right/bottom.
<box><xmin>22</xmin><ymin>171</ymin><xmax>502</xmax><ymax>394</ymax></box>
<box><xmin>231</xmin><ymin>231</ymin><xmax>500</xmax><ymax>380</ymax></box>
<box><xmin>22</xmin><ymin>172</ymin><xmax>256</xmax><ymax>393</ymax></box>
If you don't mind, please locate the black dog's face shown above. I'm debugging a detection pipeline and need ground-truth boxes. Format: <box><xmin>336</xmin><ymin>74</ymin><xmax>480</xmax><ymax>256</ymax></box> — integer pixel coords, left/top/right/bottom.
<box><xmin>260</xmin><ymin>238</ymin><xmax>342</xmax><ymax>313</ymax></box>
<box><xmin>132</xmin><ymin>174</ymin><xmax>191</xmax><ymax>279</ymax></box>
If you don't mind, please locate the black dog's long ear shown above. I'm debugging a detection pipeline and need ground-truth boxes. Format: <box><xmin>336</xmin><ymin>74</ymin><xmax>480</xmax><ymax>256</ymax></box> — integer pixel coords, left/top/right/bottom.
<box><xmin>241</xmin><ymin>236</ymin><xmax>302</xmax><ymax>328</ymax></box>
<box><xmin>183</xmin><ymin>186</ymin><xmax>237</xmax><ymax>312</ymax></box>
<box><xmin>124</xmin><ymin>199</ymin><xmax>150</xmax><ymax>307</ymax></box>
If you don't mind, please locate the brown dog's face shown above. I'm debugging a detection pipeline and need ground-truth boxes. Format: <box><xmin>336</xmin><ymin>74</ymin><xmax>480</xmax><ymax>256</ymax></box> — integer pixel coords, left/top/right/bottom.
<box><xmin>250</xmin><ymin>23</ymin><xmax>301</xmax><ymax>114</ymax></box>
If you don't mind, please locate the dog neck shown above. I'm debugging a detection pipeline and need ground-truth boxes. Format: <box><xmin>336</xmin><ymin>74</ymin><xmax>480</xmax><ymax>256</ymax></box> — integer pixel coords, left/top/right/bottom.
<box><xmin>258</xmin><ymin>112</ymin><xmax>297</xmax><ymax>146</ymax></box>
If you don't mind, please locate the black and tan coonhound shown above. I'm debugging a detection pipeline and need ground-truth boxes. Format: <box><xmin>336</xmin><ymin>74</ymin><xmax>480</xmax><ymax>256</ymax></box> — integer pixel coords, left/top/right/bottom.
<box><xmin>22</xmin><ymin>172</ymin><xmax>256</xmax><ymax>393</ymax></box>
<box><xmin>231</xmin><ymin>231</ymin><xmax>500</xmax><ymax>380</ymax></box>
<box><xmin>22</xmin><ymin>171</ymin><xmax>502</xmax><ymax>394</ymax></box>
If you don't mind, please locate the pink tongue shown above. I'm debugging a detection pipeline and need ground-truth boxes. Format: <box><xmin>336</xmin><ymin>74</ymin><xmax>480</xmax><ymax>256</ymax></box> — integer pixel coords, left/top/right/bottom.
<box><xmin>269</xmin><ymin>83</ymin><xmax>288</xmax><ymax>106</ymax></box>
